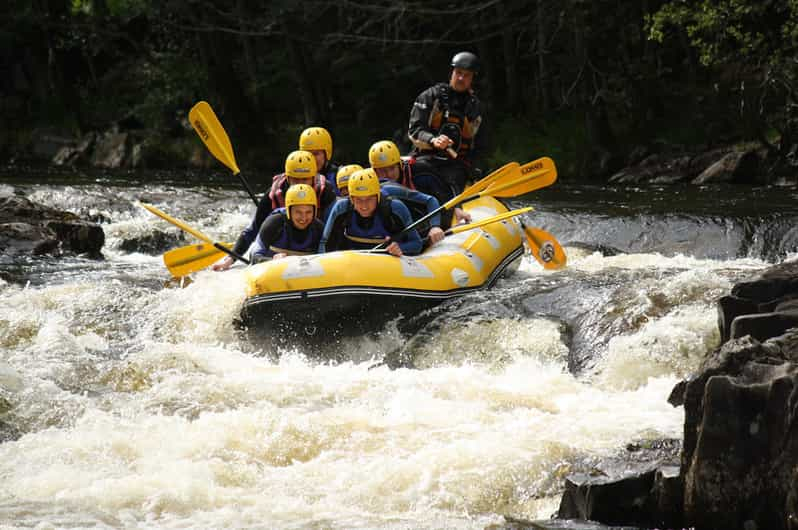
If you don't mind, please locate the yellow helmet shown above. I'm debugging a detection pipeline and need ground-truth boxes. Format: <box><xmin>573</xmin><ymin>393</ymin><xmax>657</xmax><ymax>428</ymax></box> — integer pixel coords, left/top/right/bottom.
<box><xmin>285</xmin><ymin>150</ymin><xmax>317</xmax><ymax>179</ymax></box>
<box><xmin>336</xmin><ymin>164</ymin><xmax>363</xmax><ymax>190</ymax></box>
<box><xmin>348</xmin><ymin>168</ymin><xmax>381</xmax><ymax>200</ymax></box>
<box><xmin>368</xmin><ymin>140</ymin><xmax>401</xmax><ymax>169</ymax></box>
<box><xmin>299</xmin><ymin>127</ymin><xmax>333</xmax><ymax>160</ymax></box>
<box><xmin>284</xmin><ymin>183</ymin><xmax>317</xmax><ymax>220</ymax></box>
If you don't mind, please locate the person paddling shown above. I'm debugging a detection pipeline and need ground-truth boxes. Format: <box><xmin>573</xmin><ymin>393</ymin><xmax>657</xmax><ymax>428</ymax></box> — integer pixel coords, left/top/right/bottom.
<box><xmin>250</xmin><ymin>184</ymin><xmax>324</xmax><ymax>263</ymax></box>
<box><xmin>369</xmin><ymin>140</ymin><xmax>446</xmax><ymax>245</ymax></box>
<box><xmin>213</xmin><ymin>150</ymin><xmax>335</xmax><ymax>271</ymax></box>
<box><xmin>319</xmin><ymin>168</ymin><xmax>422</xmax><ymax>257</ymax></box>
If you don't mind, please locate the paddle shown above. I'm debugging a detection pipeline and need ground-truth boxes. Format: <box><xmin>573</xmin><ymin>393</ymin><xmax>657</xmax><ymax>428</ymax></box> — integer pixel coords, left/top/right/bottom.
<box><xmin>375</xmin><ymin>156</ymin><xmax>557</xmax><ymax>249</ymax></box>
<box><xmin>139</xmin><ymin>202</ymin><xmax>250</xmax><ymax>272</ymax></box>
<box><xmin>189</xmin><ymin>101</ymin><xmax>259</xmax><ymax>207</ymax></box>
<box><xmin>437</xmin><ymin>206</ymin><xmax>533</xmax><ymax>237</ymax></box>
<box><xmin>163</xmin><ymin>241</ymin><xmax>234</xmax><ymax>278</ymax></box>
<box><xmin>520</xmin><ymin>223</ymin><xmax>567</xmax><ymax>270</ymax></box>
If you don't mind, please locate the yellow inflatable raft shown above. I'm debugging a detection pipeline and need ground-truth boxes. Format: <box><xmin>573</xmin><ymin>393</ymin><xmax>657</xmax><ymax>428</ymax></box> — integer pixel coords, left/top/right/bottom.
<box><xmin>239</xmin><ymin>196</ymin><xmax>524</xmax><ymax>336</ymax></box>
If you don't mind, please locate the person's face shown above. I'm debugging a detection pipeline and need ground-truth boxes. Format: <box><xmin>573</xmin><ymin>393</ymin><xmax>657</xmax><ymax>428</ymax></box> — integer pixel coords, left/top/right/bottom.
<box><xmin>338</xmin><ymin>186</ymin><xmax>349</xmax><ymax>197</ymax></box>
<box><xmin>309</xmin><ymin>150</ymin><xmax>327</xmax><ymax>172</ymax></box>
<box><xmin>449</xmin><ymin>67</ymin><xmax>474</xmax><ymax>92</ymax></box>
<box><xmin>374</xmin><ymin>164</ymin><xmax>400</xmax><ymax>182</ymax></box>
<box><xmin>351</xmin><ymin>195</ymin><xmax>378</xmax><ymax>217</ymax></box>
<box><xmin>290</xmin><ymin>204</ymin><xmax>315</xmax><ymax>229</ymax></box>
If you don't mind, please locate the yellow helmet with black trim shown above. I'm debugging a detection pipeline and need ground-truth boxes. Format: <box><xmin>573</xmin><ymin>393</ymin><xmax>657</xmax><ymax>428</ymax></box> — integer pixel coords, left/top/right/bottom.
<box><xmin>285</xmin><ymin>150</ymin><xmax>317</xmax><ymax>179</ymax></box>
<box><xmin>348</xmin><ymin>168</ymin><xmax>381</xmax><ymax>201</ymax></box>
<box><xmin>284</xmin><ymin>183</ymin><xmax>317</xmax><ymax>220</ymax></box>
<box><xmin>368</xmin><ymin>140</ymin><xmax>401</xmax><ymax>169</ymax></box>
<box><xmin>336</xmin><ymin>164</ymin><xmax>363</xmax><ymax>191</ymax></box>
<box><xmin>299</xmin><ymin>127</ymin><xmax>333</xmax><ymax>160</ymax></box>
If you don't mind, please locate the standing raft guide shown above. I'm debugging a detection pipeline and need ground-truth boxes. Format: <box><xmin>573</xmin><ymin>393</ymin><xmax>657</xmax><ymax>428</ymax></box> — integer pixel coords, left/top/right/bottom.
<box><xmin>141</xmin><ymin>100</ymin><xmax>566</xmax><ymax>340</ymax></box>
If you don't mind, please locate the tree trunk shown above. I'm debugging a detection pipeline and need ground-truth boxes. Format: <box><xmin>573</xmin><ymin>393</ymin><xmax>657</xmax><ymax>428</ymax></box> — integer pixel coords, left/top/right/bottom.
<box><xmin>283</xmin><ymin>29</ymin><xmax>322</xmax><ymax>125</ymax></box>
<box><xmin>498</xmin><ymin>3</ymin><xmax>520</xmax><ymax>113</ymax></box>
<box><xmin>536</xmin><ymin>0</ymin><xmax>550</xmax><ymax>111</ymax></box>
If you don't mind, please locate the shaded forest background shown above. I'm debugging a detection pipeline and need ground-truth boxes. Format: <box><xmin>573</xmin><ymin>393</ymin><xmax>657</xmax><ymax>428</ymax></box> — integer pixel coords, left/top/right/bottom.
<box><xmin>2</xmin><ymin>0</ymin><xmax>798</xmax><ymax>180</ymax></box>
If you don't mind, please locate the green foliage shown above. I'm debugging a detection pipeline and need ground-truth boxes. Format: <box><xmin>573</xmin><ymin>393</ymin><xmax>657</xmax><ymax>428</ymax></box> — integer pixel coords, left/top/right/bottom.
<box><xmin>648</xmin><ymin>0</ymin><xmax>798</xmax><ymax>67</ymax></box>
<box><xmin>5</xmin><ymin>0</ymin><xmax>798</xmax><ymax>174</ymax></box>
<box><xmin>487</xmin><ymin>112</ymin><xmax>589</xmax><ymax>176</ymax></box>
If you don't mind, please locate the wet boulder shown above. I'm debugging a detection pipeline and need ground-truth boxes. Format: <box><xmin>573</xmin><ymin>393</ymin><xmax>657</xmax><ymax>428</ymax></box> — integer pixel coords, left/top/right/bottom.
<box><xmin>670</xmin><ymin>330</ymin><xmax>798</xmax><ymax>530</ymax></box>
<box><xmin>691</xmin><ymin>149</ymin><xmax>761</xmax><ymax>184</ymax></box>
<box><xmin>118</xmin><ymin>229</ymin><xmax>185</xmax><ymax>254</ymax></box>
<box><xmin>0</xmin><ymin>192</ymin><xmax>104</xmax><ymax>257</ymax></box>
<box><xmin>718</xmin><ymin>261</ymin><xmax>798</xmax><ymax>342</ymax></box>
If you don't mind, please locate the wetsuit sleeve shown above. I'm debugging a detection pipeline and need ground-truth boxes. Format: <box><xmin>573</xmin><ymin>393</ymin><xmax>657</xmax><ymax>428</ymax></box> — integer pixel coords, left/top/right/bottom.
<box><xmin>319</xmin><ymin>185</ymin><xmax>337</xmax><ymax>223</ymax></box>
<box><xmin>232</xmin><ymin>193</ymin><xmax>273</xmax><ymax>256</ymax></box>
<box><xmin>469</xmin><ymin>99</ymin><xmax>487</xmax><ymax>170</ymax></box>
<box><xmin>251</xmin><ymin>213</ymin><xmax>285</xmax><ymax>261</ymax></box>
<box><xmin>390</xmin><ymin>201</ymin><xmax>423</xmax><ymax>256</ymax></box>
<box><xmin>408</xmin><ymin>86</ymin><xmax>438</xmax><ymax>150</ymax></box>
<box><xmin>319</xmin><ymin>200</ymin><xmax>348</xmax><ymax>253</ymax></box>
<box><xmin>382</xmin><ymin>184</ymin><xmax>442</xmax><ymax>228</ymax></box>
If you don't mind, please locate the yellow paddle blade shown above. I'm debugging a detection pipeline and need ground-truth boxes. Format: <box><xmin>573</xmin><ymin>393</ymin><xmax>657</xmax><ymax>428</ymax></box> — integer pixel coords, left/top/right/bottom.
<box><xmin>189</xmin><ymin>101</ymin><xmax>241</xmax><ymax>174</ymax></box>
<box><xmin>482</xmin><ymin>157</ymin><xmax>557</xmax><ymax>198</ymax></box>
<box><xmin>444</xmin><ymin>162</ymin><xmax>520</xmax><ymax>209</ymax></box>
<box><xmin>447</xmin><ymin>207</ymin><xmax>533</xmax><ymax>235</ymax></box>
<box><xmin>523</xmin><ymin>225</ymin><xmax>567</xmax><ymax>270</ymax></box>
<box><xmin>139</xmin><ymin>203</ymin><xmax>215</xmax><ymax>245</ymax></box>
<box><xmin>163</xmin><ymin>242</ymin><xmax>233</xmax><ymax>278</ymax></box>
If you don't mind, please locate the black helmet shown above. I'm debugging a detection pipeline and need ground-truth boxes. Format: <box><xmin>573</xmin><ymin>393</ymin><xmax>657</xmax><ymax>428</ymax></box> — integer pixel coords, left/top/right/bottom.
<box><xmin>451</xmin><ymin>51</ymin><xmax>479</xmax><ymax>72</ymax></box>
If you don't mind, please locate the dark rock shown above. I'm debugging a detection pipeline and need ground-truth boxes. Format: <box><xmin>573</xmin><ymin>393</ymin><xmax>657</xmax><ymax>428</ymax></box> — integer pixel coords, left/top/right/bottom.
<box><xmin>557</xmin><ymin>469</ymin><xmax>657</xmax><ymax>527</ymax></box>
<box><xmin>30</xmin><ymin>128</ymin><xmax>75</xmax><ymax>160</ymax></box>
<box><xmin>119</xmin><ymin>229</ymin><xmax>185</xmax><ymax>254</ymax></box>
<box><xmin>0</xmin><ymin>222</ymin><xmax>61</xmax><ymax>255</ymax></box>
<box><xmin>676</xmin><ymin>330</ymin><xmax>798</xmax><ymax>530</ymax></box>
<box><xmin>91</xmin><ymin>130</ymin><xmax>129</xmax><ymax>169</ymax></box>
<box><xmin>52</xmin><ymin>132</ymin><xmax>96</xmax><ymax>166</ymax></box>
<box><xmin>562</xmin><ymin>261</ymin><xmax>798</xmax><ymax>530</ymax></box>
<box><xmin>692</xmin><ymin>149</ymin><xmax>760</xmax><ymax>184</ymax></box>
<box><xmin>718</xmin><ymin>295</ymin><xmax>759</xmax><ymax>343</ymax></box>
<box><xmin>487</xmin><ymin>517</ymin><xmax>633</xmax><ymax>529</ymax></box>
<box><xmin>731</xmin><ymin>312</ymin><xmax>798</xmax><ymax>341</ymax></box>
<box><xmin>0</xmin><ymin>194</ymin><xmax>104</xmax><ymax>257</ymax></box>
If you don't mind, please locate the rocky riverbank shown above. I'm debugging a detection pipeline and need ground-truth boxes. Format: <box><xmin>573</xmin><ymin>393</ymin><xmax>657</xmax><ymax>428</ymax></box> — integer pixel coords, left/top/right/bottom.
<box><xmin>501</xmin><ymin>261</ymin><xmax>798</xmax><ymax>530</ymax></box>
<box><xmin>0</xmin><ymin>188</ymin><xmax>105</xmax><ymax>259</ymax></box>
<box><xmin>12</xmin><ymin>124</ymin><xmax>798</xmax><ymax>186</ymax></box>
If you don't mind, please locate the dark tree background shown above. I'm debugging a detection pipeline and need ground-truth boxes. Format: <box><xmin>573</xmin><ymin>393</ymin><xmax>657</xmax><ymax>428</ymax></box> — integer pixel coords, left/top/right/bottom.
<box><xmin>2</xmin><ymin>0</ymin><xmax>797</xmax><ymax>179</ymax></box>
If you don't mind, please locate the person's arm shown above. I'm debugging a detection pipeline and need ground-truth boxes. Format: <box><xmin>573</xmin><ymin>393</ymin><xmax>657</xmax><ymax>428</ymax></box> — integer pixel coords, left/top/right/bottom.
<box><xmin>381</xmin><ymin>184</ymin><xmax>442</xmax><ymax>227</ymax></box>
<box><xmin>232</xmin><ymin>192</ymin><xmax>273</xmax><ymax>256</ymax></box>
<box><xmin>318</xmin><ymin>185</ymin><xmax>337</xmax><ymax>223</ymax></box>
<box><xmin>318</xmin><ymin>200</ymin><xmax>347</xmax><ymax>253</ymax></box>
<box><xmin>390</xmin><ymin>201</ymin><xmax>423</xmax><ymax>256</ymax></box>
<box><xmin>251</xmin><ymin>213</ymin><xmax>286</xmax><ymax>262</ymax></box>
<box><xmin>467</xmin><ymin>97</ymin><xmax>486</xmax><ymax>170</ymax></box>
<box><xmin>213</xmin><ymin>191</ymin><xmax>273</xmax><ymax>271</ymax></box>
<box><xmin>408</xmin><ymin>86</ymin><xmax>438</xmax><ymax>151</ymax></box>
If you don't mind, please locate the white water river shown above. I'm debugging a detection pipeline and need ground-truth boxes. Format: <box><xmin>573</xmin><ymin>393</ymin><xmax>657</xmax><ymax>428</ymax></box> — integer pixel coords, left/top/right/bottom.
<box><xmin>0</xmin><ymin>182</ymin><xmax>777</xmax><ymax>528</ymax></box>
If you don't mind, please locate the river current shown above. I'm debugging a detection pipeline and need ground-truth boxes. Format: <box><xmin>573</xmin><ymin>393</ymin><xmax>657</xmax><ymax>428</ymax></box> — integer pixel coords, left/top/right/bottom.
<box><xmin>1</xmin><ymin>169</ymin><xmax>797</xmax><ymax>529</ymax></box>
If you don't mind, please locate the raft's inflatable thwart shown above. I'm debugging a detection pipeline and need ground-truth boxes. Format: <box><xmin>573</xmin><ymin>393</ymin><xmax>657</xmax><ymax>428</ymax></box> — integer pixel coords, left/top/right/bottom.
<box><xmin>240</xmin><ymin>196</ymin><xmax>524</xmax><ymax>336</ymax></box>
